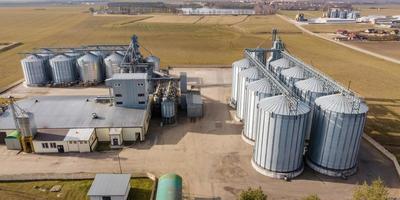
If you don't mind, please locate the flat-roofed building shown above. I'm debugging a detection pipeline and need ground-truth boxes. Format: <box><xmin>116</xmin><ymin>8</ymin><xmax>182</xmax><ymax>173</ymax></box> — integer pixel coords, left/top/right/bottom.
<box><xmin>88</xmin><ymin>174</ymin><xmax>131</xmax><ymax>200</ymax></box>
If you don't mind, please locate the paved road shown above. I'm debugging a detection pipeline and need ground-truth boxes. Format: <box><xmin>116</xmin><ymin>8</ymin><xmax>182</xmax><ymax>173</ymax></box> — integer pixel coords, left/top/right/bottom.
<box><xmin>277</xmin><ymin>14</ymin><xmax>400</xmax><ymax>65</ymax></box>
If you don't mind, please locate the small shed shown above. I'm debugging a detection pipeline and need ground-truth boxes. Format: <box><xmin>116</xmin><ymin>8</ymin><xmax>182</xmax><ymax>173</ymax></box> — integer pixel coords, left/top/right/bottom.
<box><xmin>5</xmin><ymin>131</ymin><xmax>21</xmax><ymax>150</ymax></box>
<box><xmin>64</xmin><ymin>128</ymin><xmax>97</xmax><ymax>153</ymax></box>
<box><xmin>88</xmin><ymin>174</ymin><xmax>131</xmax><ymax>200</ymax></box>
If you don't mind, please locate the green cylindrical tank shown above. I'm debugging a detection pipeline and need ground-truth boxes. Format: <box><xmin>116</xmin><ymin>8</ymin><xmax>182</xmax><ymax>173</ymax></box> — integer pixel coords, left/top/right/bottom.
<box><xmin>156</xmin><ymin>173</ymin><xmax>182</xmax><ymax>200</ymax></box>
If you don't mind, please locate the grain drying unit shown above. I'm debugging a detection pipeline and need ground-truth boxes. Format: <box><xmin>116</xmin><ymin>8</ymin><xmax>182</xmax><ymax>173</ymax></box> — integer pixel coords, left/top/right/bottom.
<box><xmin>252</xmin><ymin>95</ymin><xmax>310</xmax><ymax>179</ymax></box>
<box><xmin>77</xmin><ymin>53</ymin><xmax>103</xmax><ymax>84</ymax></box>
<box><xmin>232</xmin><ymin>29</ymin><xmax>368</xmax><ymax>179</ymax></box>
<box><xmin>236</xmin><ymin>67</ymin><xmax>259</xmax><ymax>120</ymax></box>
<box><xmin>49</xmin><ymin>54</ymin><xmax>77</xmax><ymax>85</ymax></box>
<box><xmin>306</xmin><ymin>94</ymin><xmax>368</xmax><ymax>177</ymax></box>
<box><xmin>21</xmin><ymin>54</ymin><xmax>49</xmax><ymax>86</ymax></box>
<box><xmin>230</xmin><ymin>58</ymin><xmax>250</xmax><ymax>107</ymax></box>
<box><xmin>242</xmin><ymin>78</ymin><xmax>274</xmax><ymax>145</ymax></box>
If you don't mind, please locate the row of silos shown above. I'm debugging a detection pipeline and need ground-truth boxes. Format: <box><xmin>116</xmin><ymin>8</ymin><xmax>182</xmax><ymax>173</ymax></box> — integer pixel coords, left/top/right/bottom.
<box><xmin>21</xmin><ymin>51</ymin><xmax>128</xmax><ymax>86</ymax></box>
<box><xmin>231</xmin><ymin>54</ymin><xmax>368</xmax><ymax>179</ymax></box>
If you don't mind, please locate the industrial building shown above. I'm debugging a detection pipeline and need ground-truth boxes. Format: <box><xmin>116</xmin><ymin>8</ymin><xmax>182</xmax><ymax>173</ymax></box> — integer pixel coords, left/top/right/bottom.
<box><xmin>231</xmin><ymin>29</ymin><xmax>368</xmax><ymax>179</ymax></box>
<box><xmin>179</xmin><ymin>8</ymin><xmax>255</xmax><ymax>15</ymax></box>
<box><xmin>106</xmin><ymin>2</ymin><xmax>178</xmax><ymax>15</ymax></box>
<box><xmin>0</xmin><ymin>35</ymin><xmax>202</xmax><ymax>153</ymax></box>
<box><xmin>87</xmin><ymin>174</ymin><xmax>131</xmax><ymax>200</ymax></box>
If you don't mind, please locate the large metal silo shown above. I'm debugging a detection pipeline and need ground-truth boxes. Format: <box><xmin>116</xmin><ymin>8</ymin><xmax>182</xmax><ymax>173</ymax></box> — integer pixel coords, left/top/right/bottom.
<box><xmin>91</xmin><ymin>51</ymin><xmax>107</xmax><ymax>79</ymax></box>
<box><xmin>146</xmin><ymin>56</ymin><xmax>161</xmax><ymax>72</ymax></box>
<box><xmin>306</xmin><ymin>94</ymin><xmax>368</xmax><ymax>177</ymax></box>
<box><xmin>242</xmin><ymin>78</ymin><xmax>274</xmax><ymax>145</ymax></box>
<box><xmin>77</xmin><ymin>53</ymin><xmax>103</xmax><ymax>83</ymax></box>
<box><xmin>269</xmin><ymin>58</ymin><xmax>291</xmax><ymax>75</ymax></box>
<box><xmin>49</xmin><ymin>54</ymin><xmax>77</xmax><ymax>85</ymax></box>
<box><xmin>104</xmin><ymin>52</ymin><xmax>123</xmax><ymax>79</ymax></box>
<box><xmin>280</xmin><ymin>66</ymin><xmax>306</xmax><ymax>88</ymax></box>
<box><xmin>21</xmin><ymin>54</ymin><xmax>49</xmax><ymax>86</ymax></box>
<box><xmin>252</xmin><ymin>95</ymin><xmax>310</xmax><ymax>179</ymax></box>
<box><xmin>236</xmin><ymin>67</ymin><xmax>259</xmax><ymax>121</ymax></box>
<box><xmin>231</xmin><ymin>58</ymin><xmax>250</xmax><ymax>106</ymax></box>
<box><xmin>294</xmin><ymin>78</ymin><xmax>332</xmax><ymax>140</ymax></box>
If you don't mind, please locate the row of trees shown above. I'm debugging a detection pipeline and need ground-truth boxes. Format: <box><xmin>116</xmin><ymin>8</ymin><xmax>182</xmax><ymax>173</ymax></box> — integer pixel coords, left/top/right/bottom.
<box><xmin>239</xmin><ymin>179</ymin><xmax>390</xmax><ymax>200</ymax></box>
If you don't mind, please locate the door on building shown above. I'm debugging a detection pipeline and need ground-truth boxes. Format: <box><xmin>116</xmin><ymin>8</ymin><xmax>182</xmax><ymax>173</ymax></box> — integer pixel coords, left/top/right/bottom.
<box><xmin>57</xmin><ymin>145</ymin><xmax>64</xmax><ymax>153</ymax></box>
<box><xmin>25</xmin><ymin>141</ymin><xmax>32</xmax><ymax>153</ymax></box>
<box><xmin>112</xmin><ymin>138</ymin><xmax>119</xmax><ymax>146</ymax></box>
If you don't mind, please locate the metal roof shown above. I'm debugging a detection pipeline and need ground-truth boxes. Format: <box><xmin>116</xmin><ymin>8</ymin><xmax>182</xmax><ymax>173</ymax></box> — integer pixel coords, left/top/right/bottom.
<box><xmin>295</xmin><ymin>77</ymin><xmax>330</xmax><ymax>93</ymax></box>
<box><xmin>315</xmin><ymin>94</ymin><xmax>368</xmax><ymax>114</ymax></box>
<box><xmin>258</xmin><ymin>95</ymin><xmax>310</xmax><ymax>116</ymax></box>
<box><xmin>50</xmin><ymin>54</ymin><xmax>73</xmax><ymax>62</ymax></box>
<box><xmin>0</xmin><ymin>96</ymin><xmax>146</xmax><ymax>130</ymax></box>
<box><xmin>35</xmin><ymin>129</ymin><xmax>69</xmax><ymax>141</ymax></box>
<box><xmin>281</xmin><ymin>66</ymin><xmax>306</xmax><ymax>79</ymax></box>
<box><xmin>64</xmin><ymin>128</ymin><xmax>94</xmax><ymax>141</ymax></box>
<box><xmin>247</xmin><ymin>78</ymin><xmax>272</xmax><ymax>94</ymax></box>
<box><xmin>109</xmin><ymin>73</ymin><xmax>147</xmax><ymax>80</ymax></box>
<box><xmin>87</xmin><ymin>174</ymin><xmax>131</xmax><ymax>196</ymax></box>
<box><xmin>239</xmin><ymin>67</ymin><xmax>259</xmax><ymax>79</ymax></box>
<box><xmin>233</xmin><ymin>58</ymin><xmax>250</xmax><ymax>68</ymax></box>
<box><xmin>270</xmin><ymin>58</ymin><xmax>290</xmax><ymax>70</ymax></box>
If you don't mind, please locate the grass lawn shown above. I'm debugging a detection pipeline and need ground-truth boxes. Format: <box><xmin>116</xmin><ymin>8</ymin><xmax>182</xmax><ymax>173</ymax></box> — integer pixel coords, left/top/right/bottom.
<box><xmin>0</xmin><ymin>178</ymin><xmax>153</xmax><ymax>200</ymax></box>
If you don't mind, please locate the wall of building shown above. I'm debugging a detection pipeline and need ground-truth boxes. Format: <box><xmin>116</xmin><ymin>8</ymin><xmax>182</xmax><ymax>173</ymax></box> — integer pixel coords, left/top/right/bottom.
<box><xmin>122</xmin><ymin>128</ymin><xmax>141</xmax><ymax>141</ymax></box>
<box><xmin>96</xmin><ymin>128</ymin><xmax>110</xmax><ymax>142</ymax></box>
<box><xmin>33</xmin><ymin>141</ymin><xmax>68</xmax><ymax>153</ymax></box>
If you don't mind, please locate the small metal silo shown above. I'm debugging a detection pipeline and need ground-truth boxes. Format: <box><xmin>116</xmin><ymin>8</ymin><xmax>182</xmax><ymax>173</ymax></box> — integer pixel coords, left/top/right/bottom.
<box><xmin>236</xmin><ymin>67</ymin><xmax>259</xmax><ymax>121</ymax></box>
<box><xmin>161</xmin><ymin>99</ymin><xmax>176</xmax><ymax>124</ymax></box>
<box><xmin>294</xmin><ymin>78</ymin><xmax>332</xmax><ymax>140</ymax></box>
<box><xmin>252</xmin><ymin>95</ymin><xmax>310</xmax><ymax>179</ymax></box>
<box><xmin>280</xmin><ymin>66</ymin><xmax>306</xmax><ymax>88</ymax></box>
<box><xmin>231</xmin><ymin>58</ymin><xmax>250</xmax><ymax>106</ymax></box>
<box><xmin>269</xmin><ymin>58</ymin><xmax>291</xmax><ymax>75</ymax></box>
<box><xmin>21</xmin><ymin>54</ymin><xmax>49</xmax><ymax>86</ymax></box>
<box><xmin>49</xmin><ymin>54</ymin><xmax>77</xmax><ymax>85</ymax></box>
<box><xmin>146</xmin><ymin>56</ymin><xmax>161</xmax><ymax>72</ymax></box>
<box><xmin>104</xmin><ymin>52</ymin><xmax>123</xmax><ymax>79</ymax></box>
<box><xmin>242</xmin><ymin>78</ymin><xmax>274</xmax><ymax>145</ymax></box>
<box><xmin>306</xmin><ymin>94</ymin><xmax>368</xmax><ymax>177</ymax></box>
<box><xmin>77</xmin><ymin>53</ymin><xmax>103</xmax><ymax>83</ymax></box>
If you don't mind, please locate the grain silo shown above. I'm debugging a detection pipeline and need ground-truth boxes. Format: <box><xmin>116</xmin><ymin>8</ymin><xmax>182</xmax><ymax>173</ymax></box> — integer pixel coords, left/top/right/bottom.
<box><xmin>280</xmin><ymin>66</ymin><xmax>306</xmax><ymax>88</ymax></box>
<box><xmin>91</xmin><ymin>51</ymin><xmax>107</xmax><ymax>79</ymax></box>
<box><xmin>49</xmin><ymin>54</ymin><xmax>77</xmax><ymax>85</ymax></box>
<box><xmin>146</xmin><ymin>56</ymin><xmax>161</xmax><ymax>72</ymax></box>
<box><xmin>236</xmin><ymin>67</ymin><xmax>260</xmax><ymax>121</ymax></box>
<box><xmin>104</xmin><ymin>52</ymin><xmax>123</xmax><ymax>79</ymax></box>
<box><xmin>294</xmin><ymin>78</ymin><xmax>332</xmax><ymax>140</ymax></box>
<box><xmin>242</xmin><ymin>78</ymin><xmax>274</xmax><ymax>145</ymax></box>
<box><xmin>76</xmin><ymin>53</ymin><xmax>103</xmax><ymax>83</ymax></box>
<box><xmin>306</xmin><ymin>94</ymin><xmax>368</xmax><ymax>177</ymax></box>
<box><xmin>252</xmin><ymin>95</ymin><xmax>310</xmax><ymax>179</ymax></box>
<box><xmin>21</xmin><ymin>54</ymin><xmax>49</xmax><ymax>86</ymax></box>
<box><xmin>161</xmin><ymin>98</ymin><xmax>176</xmax><ymax>124</ymax></box>
<box><xmin>269</xmin><ymin>58</ymin><xmax>291</xmax><ymax>75</ymax></box>
<box><xmin>231</xmin><ymin>58</ymin><xmax>250</xmax><ymax>106</ymax></box>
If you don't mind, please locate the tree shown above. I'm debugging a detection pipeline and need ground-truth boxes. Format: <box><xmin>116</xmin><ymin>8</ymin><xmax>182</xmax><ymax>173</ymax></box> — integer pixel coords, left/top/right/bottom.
<box><xmin>302</xmin><ymin>194</ymin><xmax>321</xmax><ymax>200</ymax></box>
<box><xmin>239</xmin><ymin>187</ymin><xmax>267</xmax><ymax>200</ymax></box>
<box><xmin>353</xmin><ymin>178</ymin><xmax>389</xmax><ymax>200</ymax></box>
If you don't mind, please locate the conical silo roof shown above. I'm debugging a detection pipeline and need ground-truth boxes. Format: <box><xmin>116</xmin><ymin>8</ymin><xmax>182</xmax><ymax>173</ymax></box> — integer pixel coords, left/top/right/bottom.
<box><xmin>239</xmin><ymin>67</ymin><xmax>259</xmax><ymax>79</ymax></box>
<box><xmin>270</xmin><ymin>58</ymin><xmax>290</xmax><ymax>70</ymax></box>
<box><xmin>233</xmin><ymin>58</ymin><xmax>250</xmax><ymax>68</ymax></box>
<box><xmin>247</xmin><ymin>78</ymin><xmax>272</xmax><ymax>94</ymax></box>
<box><xmin>78</xmin><ymin>52</ymin><xmax>99</xmax><ymax>62</ymax></box>
<box><xmin>295</xmin><ymin>77</ymin><xmax>328</xmax><ymax>93</ymax></box>
<box><xmin>281</xmin><ymin>66</ymin><xmax>306</xmax><ymax>79</ymax></box>
<box><xmin>258</xmin><ymin>95</ymin><xmax>310</xmax><ymax>116</ymax></box>
<box><xmin>315</xmin><ymin>94</ymin><xmax>368</xmax><ymax>114</ymax></box>
<box><xmin>105</xmin><ymin>52</ymin><xmax>123</xmax><ymax>61</ymax></box>
<box><xmin>22</xmin><ymin>54</ymin><xmax>42</xmax><ymax>62</ymax></box>
<box><xmin>50</xmin><ymin>54</ymin><xmax>73</xmax><ymax>62</ymax></box>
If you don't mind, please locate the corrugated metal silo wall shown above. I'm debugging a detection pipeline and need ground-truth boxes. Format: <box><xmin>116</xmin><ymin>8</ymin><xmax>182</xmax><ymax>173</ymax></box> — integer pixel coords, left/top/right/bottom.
<box><xmin>21</xmin><ymin>58</ymin><xmax>48</xmax><ymax>85</ymax></box>
<box><xmin>161</xmin><ymin>100</ymin><xmax>176</xmax><ymax>119</ymax></box>
<box><xmin>253</xmin><ymin>111</ymin><xmax>308</xmax><ymax>173</ymax></box>
<box><xmin>50</xmin><ymin>57</ymin><xmax>76</xmax><ymax>84</ymax></box>
<box><xmin>77</xmin><ymin>55</ymin><xmax>103</xmax><ymax>83</ymax></box>
<box><xmin>308</xmin><ymin>107</ymin><xmax>367</xmax><ymax>171</ymax></box>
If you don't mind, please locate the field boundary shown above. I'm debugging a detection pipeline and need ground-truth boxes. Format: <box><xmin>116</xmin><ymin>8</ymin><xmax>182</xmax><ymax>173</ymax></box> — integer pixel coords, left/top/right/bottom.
<box><xmin>363</xmin><ymin>134</ymin><xmax>400</xmax><ymax>180</ymax></box>
<box><xmin>0</xmin><ymin>42</ymin><xmax>22</xmax><ymax>53</ymax></box>
<box><xmin>0</xmin><ymin>79</ymin><xmax>23</xmax><ymax>94</ymax></box>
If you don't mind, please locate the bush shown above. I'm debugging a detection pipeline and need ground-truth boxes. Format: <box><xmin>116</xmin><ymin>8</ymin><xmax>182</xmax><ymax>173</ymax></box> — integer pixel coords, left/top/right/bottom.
<box><xmin>353</xmin><ymin>178</ymin><xmax>389</xmax><ymax>200</ymax></box>
<box><xmin>303</xmin><ymin>194</ymin><xmax>321</xmax><ymax>200</ymax></box>
<box><xmin>239</xmin><ymin>187</ymin><xmax>267</xmax><ymax>200</ymax></box>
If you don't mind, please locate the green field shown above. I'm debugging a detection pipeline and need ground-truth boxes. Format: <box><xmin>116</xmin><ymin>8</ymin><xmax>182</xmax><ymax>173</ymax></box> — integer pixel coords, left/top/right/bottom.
<box><xmin>0</xmin><ymin>6</ymin><xmax>400</xmax><ymax>161</ymax></box>
<box><xmin>0</xmin><ymin>178</ymin><xmax>154</xmax><ymax>200</ymax></box>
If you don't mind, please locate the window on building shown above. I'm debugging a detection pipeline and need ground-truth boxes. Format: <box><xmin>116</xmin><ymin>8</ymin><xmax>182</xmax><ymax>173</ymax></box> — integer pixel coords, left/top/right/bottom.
<box><xmin>84</xmin><ymin>141</ymin><xmax>88</xmax><ymax>144</ymax></box>
<box><xmin>73</xmin><ymin>141</ymin><xmax>77</xmax><ymax>144</ymax></box>
<box><xmin>115</xmin><ymin>94</ymin><xmax>122</xmax><ymax>97</ymax></box>
<box><xmin>116</xmin><ymin>102</ymin><xmax>123</xmax><ymax>105</ymax></box>
<box><xmin>42</xmin><ymin>143</ymin><xmax>49</xmax><ymax>149</ymax></box>
<box><xmin>50</xmin><ymin>143</ymin><xmax>56</xmax><ymax>148</ymax></box>
<box><xmin>102</xmin><ymin>196</ymin><xmax>111</xmax><ymax>200</ymax></box>
<box><xmin>138</xmin><ymin>93</ymin><xmax>145</xmax><ymax>97</ymax></box>
<box><xmin>114</xmin><ymin>83</ymin><xmax>121</xmax><ymax>87</ymax></box>
<box><xmin>138</xmin><ymin>101</ymin><xmax>145</xmax><ymax>104</ymax></box>
<box><xmin>69</xmin><ymin>141</ymin><xmax>73</xmax><ymax>144</ymax></box>
<box><xmin>137</xmin><ymin>83</ymin><xmax>144</xmax><ymax>86</ymax></box>
<box><xmin>80</xmin><ymin>141</ymin><xmax>83</xmax><ymax>144</ymax></box>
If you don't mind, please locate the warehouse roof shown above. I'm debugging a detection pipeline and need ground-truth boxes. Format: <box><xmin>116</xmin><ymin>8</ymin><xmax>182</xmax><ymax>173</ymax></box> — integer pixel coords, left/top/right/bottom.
<box><xmin>88</xmin><ymin>174</ymin><xmax>131</xmax><ymax>196</ymax></box>
<box><xmin>0</xmin><ymin>96</ymin><xmax>146</xmax><ymax>130</ymax></box>
<box><xmin>35</xmin><ymin>129</ymin><xmax>69</xmax><ymax>141</ymax></box>
<box><xmin>64</xmin><ymin>128</ymin><xmax>94</xmax><ymax>141</ymax></box>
